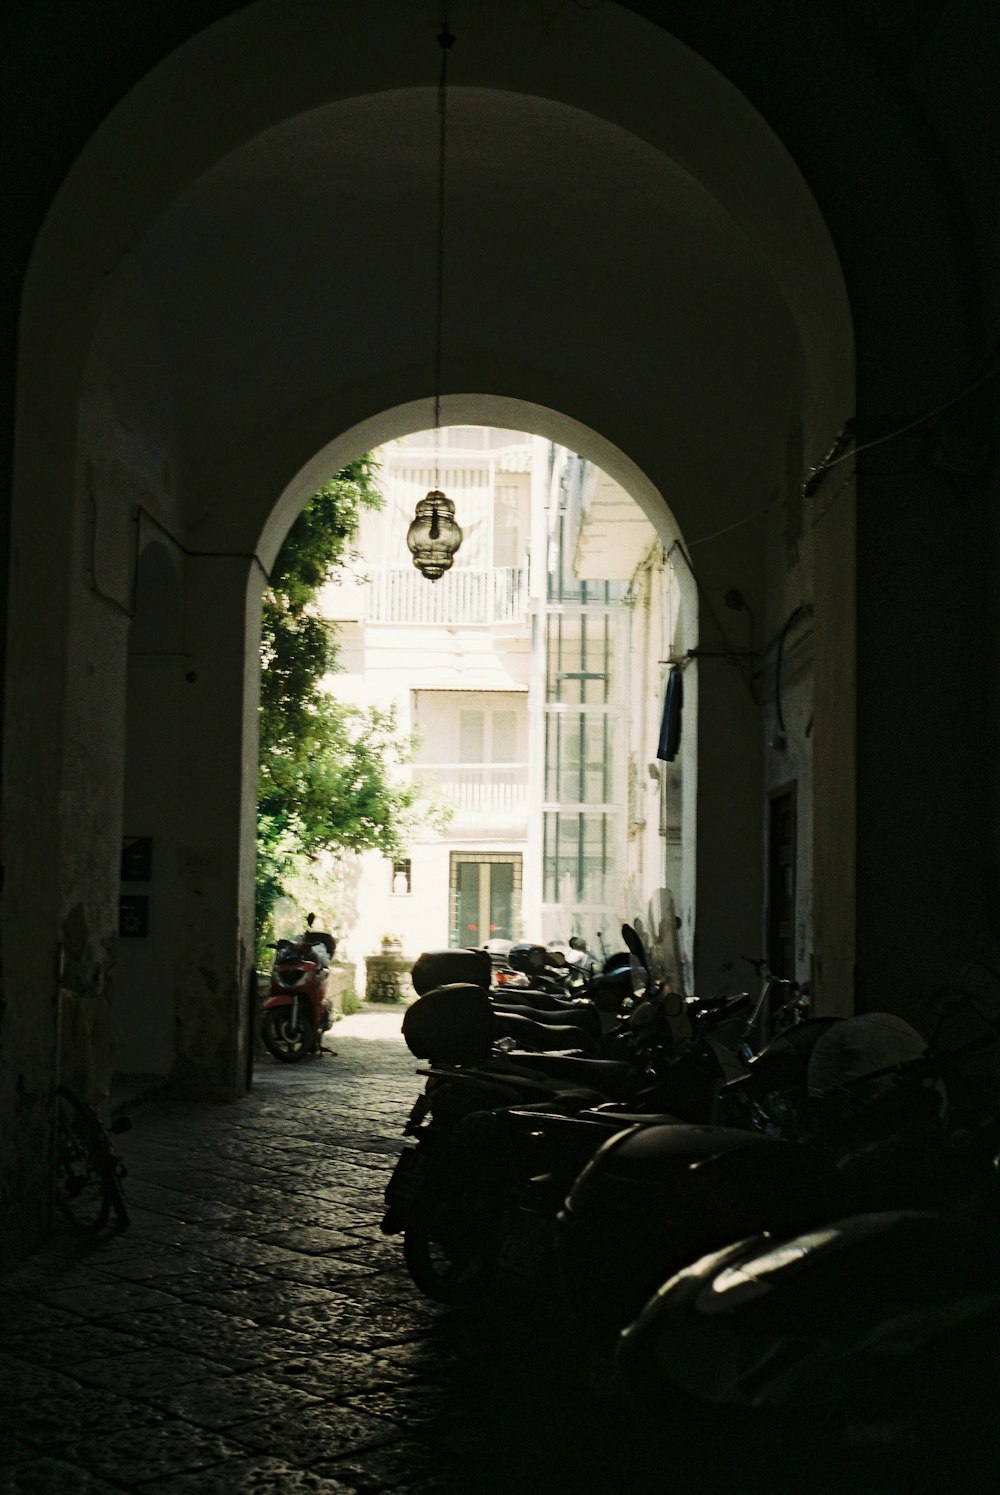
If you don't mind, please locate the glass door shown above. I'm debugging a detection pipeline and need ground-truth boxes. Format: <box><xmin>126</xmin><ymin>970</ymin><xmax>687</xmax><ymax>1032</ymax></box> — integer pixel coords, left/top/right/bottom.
<box><xmin>450</xmin><ymin>854</ymin><xmax>521</xmax><ymax>946</ymax></box>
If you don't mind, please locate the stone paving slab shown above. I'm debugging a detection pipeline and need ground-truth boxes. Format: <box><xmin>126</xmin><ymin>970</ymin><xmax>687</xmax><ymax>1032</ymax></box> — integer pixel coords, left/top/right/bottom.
<box><xmin>0</xmin><ymin>1013</ymin><xmax>425</xmax><ymax>1492</ymax></box>
<box><xmin>3</xmin><ymin>1010</ymin><xmax>626</xmax><ymax>1494</ymax></box>
<box><xmin>2</xmin><ymin>1006</ymin><xmax>969</xmax><ymax>1495</ymax></box>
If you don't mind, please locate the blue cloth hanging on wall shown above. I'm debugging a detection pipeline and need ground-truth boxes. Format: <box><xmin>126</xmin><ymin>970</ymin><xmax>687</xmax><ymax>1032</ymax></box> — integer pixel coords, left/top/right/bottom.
<box><xmin>656</xmin><ymin>665</ymin><xmax>683</xmax><ymax>762</ymax></box>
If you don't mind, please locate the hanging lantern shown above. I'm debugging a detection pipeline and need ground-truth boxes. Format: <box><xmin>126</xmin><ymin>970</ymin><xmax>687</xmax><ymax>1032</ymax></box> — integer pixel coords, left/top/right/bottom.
<box><xmin>404</xmin><ymin>20</ymin><xmax>463</xmax><ymax>582</ymax></box>
<box><xmin>406</xmin><ymin>488</ymin><xmax>462</xmax><ymax>581</ymax></box>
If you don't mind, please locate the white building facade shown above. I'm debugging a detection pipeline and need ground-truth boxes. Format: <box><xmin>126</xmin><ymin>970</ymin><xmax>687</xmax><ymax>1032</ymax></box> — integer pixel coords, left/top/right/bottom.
<box><xmin>322</xmin><ymin>428</ymin><xmax>688</xmax><ymax>987</ymax></box>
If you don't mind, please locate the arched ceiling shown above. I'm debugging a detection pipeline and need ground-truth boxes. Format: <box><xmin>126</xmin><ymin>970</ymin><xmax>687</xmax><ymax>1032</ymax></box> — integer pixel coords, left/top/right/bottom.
<box><xmin>41</xmin><ymin>0</ymin><xmax>851</xmax><ymax>576</ymax></box>
<box><xmin>259</xmin><ymin>394</ymin><xmax>694</xmax><ymax>579</ymax></box>
<box><xmin>91</xmin><ymin>84</ymin><xmax>811</xmax><ymax>554</ymax></box>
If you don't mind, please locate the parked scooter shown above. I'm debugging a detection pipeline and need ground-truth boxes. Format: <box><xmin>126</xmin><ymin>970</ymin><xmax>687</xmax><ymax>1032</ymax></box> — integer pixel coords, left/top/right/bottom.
<box><xmin>383</xmin><ymin>978</ymin><xmax>623</xmax><ymax>1301</ymax></box>
<box><xmin>514</xmin><ymin>936</ymin><xmax>636</xmax><ymax>1015</ymax></box>
<box><xmin>615</xmin><ymin>970</ymin><xmax>1000</xmax><ymax>1448</ymax></box>
<box><xmin>502</xmin><ymin>941</ymin><xmax>593</xmax><ymax>1002</ymax></box>
<box><xmin>260</xmin><ymin>913</ymin><xmax>336</xmax><ymax>1062</ymax></box>
<box><xmin>383</xmin><ymin>936</ymin><xmax>755</xmax><ymax>1303</ymax></box>
<box><xmin>484</xmin><ymin>939</ymin><xmax>532</xmax><ymax>992</ymax></box>
<box><xmin>556</xmin><ymin>1120</ymin><xmax>844</xmax><ymax>1343</ymax></box>
<box><xmin>410</xmin><ymin>946</ymin><xmax>605</xmax><ymax>1054</ymax></box>
<box><xmin>548</xmin><ymin>948</ymin><xmax>842</xmax><ymax>1342</ymax></box>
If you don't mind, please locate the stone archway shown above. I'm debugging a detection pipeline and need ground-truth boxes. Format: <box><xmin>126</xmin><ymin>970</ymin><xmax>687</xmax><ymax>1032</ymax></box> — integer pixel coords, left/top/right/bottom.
<box><xmin>260</xmin><ymin>396</ymin><xmax>701</xmax><ymax>978</ymax></box>
<box><xmin>2</xmin><ymin>0</ymin><xmax>855</xmax><ymax>1252</ymax></box>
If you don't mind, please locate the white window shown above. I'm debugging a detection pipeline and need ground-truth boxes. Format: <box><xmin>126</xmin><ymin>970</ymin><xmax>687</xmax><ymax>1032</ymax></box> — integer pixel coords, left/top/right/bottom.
<box><xmin>459</xmin><ymin>710</ymin><xmax>485</xmax><ymax>763</ymax></box>
<box><xmin>493</xmin><ymin>709</ymin><xmax>517</xmax><ymax>763</ymax></box>
<box><xmin>459</xmin><ymin>707</ymin><xmax>518</xmax><ymax>764</ymax></box>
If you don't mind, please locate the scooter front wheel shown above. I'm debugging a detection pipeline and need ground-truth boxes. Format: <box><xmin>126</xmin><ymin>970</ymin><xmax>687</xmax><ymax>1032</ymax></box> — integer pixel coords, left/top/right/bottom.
<box><xmin>403</xmin><ymin>1203</ymin><xmax>495</xmax><ymax>1305</ymax></box>
<box><xmin>261</xmin><ymin>1006</ymin><xmax>316</xmax><ymax>1062</ymax></box>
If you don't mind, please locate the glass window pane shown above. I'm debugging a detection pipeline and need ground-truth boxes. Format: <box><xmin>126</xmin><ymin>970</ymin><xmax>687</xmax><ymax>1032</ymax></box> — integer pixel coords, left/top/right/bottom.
<box><xmin>492</xmin><ymin>710</ymin><xmax>517</xmax><ymax>762</ymax></box>
<box><xmin>541</xmin><ymin>809</ymin><xmax>618</xmax><ymax>904</ymax></box>
<box><xmin>455</xmin><ymin>860</ymin><xmax>481</xmax><ymax>943</ymax></box>
<box><xmin>488</xmin><ymin>862</ymin><xmax>515</xmax><ymax>939</ymax></box>
<box><xmin>459</xmin><ymin>710</ymin><xmax>484</xmax><ymax>763</ymax></box>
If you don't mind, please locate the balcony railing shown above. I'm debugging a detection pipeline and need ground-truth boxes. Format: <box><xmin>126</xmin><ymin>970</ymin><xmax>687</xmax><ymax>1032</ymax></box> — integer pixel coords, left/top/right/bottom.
<box><xmin>415</xmin><ymin>762</ymin><xmax>529</xmax><ymax>832</ymax></box>
<box><xmin>365</xmin><ymin>567</ymin><xmax>527</xmax><ymax>626</ymax></box>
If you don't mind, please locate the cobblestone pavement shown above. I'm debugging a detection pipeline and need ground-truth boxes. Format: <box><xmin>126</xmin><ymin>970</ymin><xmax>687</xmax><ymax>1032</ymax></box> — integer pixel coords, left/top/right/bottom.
<box><xmin>0</xmin><ymin>1010</ymin><xmax>634</xmax><ymax>1495</ymax></box>
<box><xmin>0</xmin><ymin>1011</ymin><xmax>973</xmax><ymax>1495</ymax></box>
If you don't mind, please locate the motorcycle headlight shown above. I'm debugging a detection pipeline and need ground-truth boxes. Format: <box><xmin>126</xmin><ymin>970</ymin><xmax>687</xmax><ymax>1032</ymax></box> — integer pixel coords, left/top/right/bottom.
<box><xmin>276</xmin><ymin>968</ymin><xmax>307</xmax><ymax>989</ymax></box>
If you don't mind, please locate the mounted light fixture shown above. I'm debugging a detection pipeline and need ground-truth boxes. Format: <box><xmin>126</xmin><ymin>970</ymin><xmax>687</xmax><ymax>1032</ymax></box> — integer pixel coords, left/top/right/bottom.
<box><xmin>405</xmin><ymin>488</ymin><xmax>462</xmax><ymax>581</ymax></box>
<box><xmin>406</xmin><ymin>15</ymin><xmax>463</xmax><ymax>582</ymax></box>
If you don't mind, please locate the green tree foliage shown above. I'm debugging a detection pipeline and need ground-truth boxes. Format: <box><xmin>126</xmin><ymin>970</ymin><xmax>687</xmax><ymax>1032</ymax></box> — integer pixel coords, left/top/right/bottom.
<box><xmin>256</xmin><ymin>456</ymin><xmax>420</xmax><ymax>951</ymax></box>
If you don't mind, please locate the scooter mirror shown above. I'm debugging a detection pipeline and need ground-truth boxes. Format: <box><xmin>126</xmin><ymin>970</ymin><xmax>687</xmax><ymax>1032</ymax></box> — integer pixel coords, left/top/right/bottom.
<box><xmin>621</xmin><ymin>923</ymin><xmax>649</xmax><ymax>974</ymax></box>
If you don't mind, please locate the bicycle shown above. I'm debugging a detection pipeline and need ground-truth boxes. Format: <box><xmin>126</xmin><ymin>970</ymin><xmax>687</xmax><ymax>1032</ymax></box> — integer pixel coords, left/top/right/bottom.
<box><xmin>53</xmin><ymin>1086</ymin><xmax>131</xmax><ymax>1233</ymax></box>
<box><xmin>737</xmin><ymin>955</ymin><xmax>809</xmax><ymax>1057</ymax></box>
<box><xmin>708</xmin><ymin>959</ymin><xmax>816</xmax><ymax>1130</ymax></box>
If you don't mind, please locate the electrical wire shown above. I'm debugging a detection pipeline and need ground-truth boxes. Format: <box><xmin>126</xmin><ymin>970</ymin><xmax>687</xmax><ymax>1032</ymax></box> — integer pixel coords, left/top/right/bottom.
<box><xmin>432</xmin><ymin>15</ymin><xmax>453</xmax><ymax>490</ymax></box>
<box><xmin>644</xmin><ymin>352</ymin><xmax>996</xmax><ymax>555</ymax></box>
<box><xmin>684</xmin><ymin>496</ymin><xmax>778</xmax><ymax>550</ymax></box>
<box><xmin>803</xmin><ymin>345</ymin><xmax>1000</xmax><ymax>498</ymax></box>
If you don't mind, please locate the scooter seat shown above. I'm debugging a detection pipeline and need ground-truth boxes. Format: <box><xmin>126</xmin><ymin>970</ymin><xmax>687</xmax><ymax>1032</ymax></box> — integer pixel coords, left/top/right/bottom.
<box><xmin>491</xmin><ymin>1011</ymin><xmax>599</xmax><ymax>1057</ymax></box>
<box><xmin>490</xmin><ymin>997</ymin><xmax>602</xmax><ymax>1040</ymax></box>
<box><xmin>503</xmin><ymin>1051</ymin><xmax>635</xmax><ymax>1100</ymax></box>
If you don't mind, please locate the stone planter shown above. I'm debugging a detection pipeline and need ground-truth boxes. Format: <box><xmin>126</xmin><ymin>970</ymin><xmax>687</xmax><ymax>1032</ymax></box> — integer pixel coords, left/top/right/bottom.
<box><xmin>365</xmin><ymin>953</ymin><xmax>413</xmax><ymax>1003</ymax></box>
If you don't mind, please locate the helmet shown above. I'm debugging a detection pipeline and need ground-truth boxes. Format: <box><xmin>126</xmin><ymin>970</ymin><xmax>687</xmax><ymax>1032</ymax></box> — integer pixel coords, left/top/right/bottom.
<box><xmin>508</xmin><ymin>943</ymin><xmax>549</xmax><ymax>975</ymax></box>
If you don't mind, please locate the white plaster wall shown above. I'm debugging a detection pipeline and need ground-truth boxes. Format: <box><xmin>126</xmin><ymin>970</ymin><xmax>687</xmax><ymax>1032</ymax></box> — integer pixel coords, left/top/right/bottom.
<box><xmin>621</xmin><ymin>549</ymin><xmax>694</xmax><ymax>990</ymax></box>
<box><xmin>319</xmin><ymin>433</ymin><xmax>534</xmax><ymax>968</ymax></box>
<box><xmin>363</xmin><ymin>629</ymin><xmax>531</xmax><ymax>698</ymax></box>
<box><xmin>345</xmin><ymin>834</ymin><xmax>532</xmax><ymax>978</ymax></box>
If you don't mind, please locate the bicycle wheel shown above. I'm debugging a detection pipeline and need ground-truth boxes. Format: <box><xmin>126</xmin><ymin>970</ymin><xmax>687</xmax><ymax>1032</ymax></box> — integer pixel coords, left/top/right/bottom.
<box><xmin>106</xmin><ymin>1119</ymin><xmax>131</xmax><ymax>1232</ymax></box>
<box><xmin>53</xmin><ymin>1087</ymin><xmax>112</xmax><ymax>1232</ymax></box>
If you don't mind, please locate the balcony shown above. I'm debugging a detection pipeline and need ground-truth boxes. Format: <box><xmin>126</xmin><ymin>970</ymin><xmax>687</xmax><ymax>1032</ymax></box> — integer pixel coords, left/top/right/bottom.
<box><xmin>365</xmin><ymin>567</ymin><xmax>527</xmax><ymax>626</ymax></box>
<box><xmin>414</xmin><ymin>762</ymin><xmax>529</xmax><ymax>836</ymax></box>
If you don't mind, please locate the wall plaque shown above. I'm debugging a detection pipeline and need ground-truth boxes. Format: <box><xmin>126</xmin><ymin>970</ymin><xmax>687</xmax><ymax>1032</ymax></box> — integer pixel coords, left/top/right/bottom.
<box><xmin>119</xmin><ymin>894</ymin><xmax>150</xmax><ymax>938</ymax></box>
<box><xmin>121</xmin><ymin>835</ymin><xmax>153</xmax><ymax>881</ymax></box>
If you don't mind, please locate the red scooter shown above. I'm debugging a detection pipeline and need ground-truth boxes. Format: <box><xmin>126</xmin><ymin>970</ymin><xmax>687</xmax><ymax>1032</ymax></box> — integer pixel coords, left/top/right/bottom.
<box><xmin>260</xmin><ymin>914</ymin><xmax>336</xmax><ymax>1062</ymax></box>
